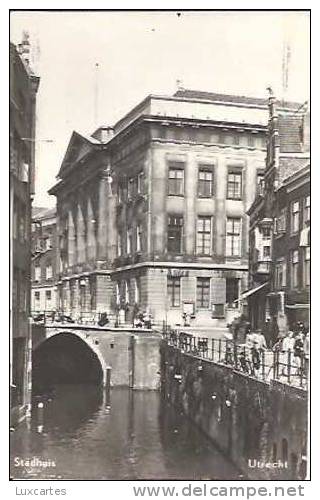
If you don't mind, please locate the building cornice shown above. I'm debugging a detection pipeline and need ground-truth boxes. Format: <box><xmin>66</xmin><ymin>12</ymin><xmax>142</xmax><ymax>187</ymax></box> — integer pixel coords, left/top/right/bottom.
<box><xmin>110</xmin><ymin>260</ymin><xmax>248</xmax><ymax>274</ymax></box>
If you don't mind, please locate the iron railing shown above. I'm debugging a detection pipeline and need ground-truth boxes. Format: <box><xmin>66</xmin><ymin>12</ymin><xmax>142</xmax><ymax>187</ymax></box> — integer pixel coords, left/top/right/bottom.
<box><xmin>163</xmin><ymin>328</ymin><xmax>308</xmax><ymax>389</ymax></box>
<box><xmin>32</xmin><ymin>310</ymin><xmax>118</xmax><ymax>327</ymax></box>
<box><xmin>31</xmin><ymin>310</ymin><xmax>165</xmax><ymax>330</ymax></box>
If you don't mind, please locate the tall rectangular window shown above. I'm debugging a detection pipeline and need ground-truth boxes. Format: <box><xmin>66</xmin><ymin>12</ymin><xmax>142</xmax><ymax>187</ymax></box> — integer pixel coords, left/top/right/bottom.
<box><xmin>291</xmin><ymin>249</ymin><xmax>299</xmax><ymax>288</ymax></box>
<box><xmin>226</xmin><ymin>278</ymin><xmax>239</xmax><ymax>307</ymax></box>
<box><xmin>261</xmin><ymin>227</ymin><xmax>271</xmax><ymax>240</ymax></box>
<box><xmin>167</xmin><ymin>215</ymin><xmax>183</xmax><ymax>253</ymax></box>
<box><xmin>227</xmin><ymin>171</ymin><xmax>242</xmax><ymax>200</ymax></box>
<box><xmin>35</xmin><ymin>265</ymin><xmax>41</xmax><ymax>281</ymax></box>
<box><xmin>168</xmin><ymin>165</ymin><xmax>184</xmax><ymax>196</ymax></box>
<box><xmin>291</xmin><ymin>201</ymin><xmax>300</xmax><ymax>234</ymax></box>
<box><xmin>136</xmin><ymin>224</ymin><xmax>142</xmax><ymax>252</ymax></box>
<box><xmin>275</xmin><ymin>260</ymin><xmax>286</xmax><ymax>288</ymax></box>
<box><xmin>125</xmin><ymin>281</ymin><xmax>130</xmax><ymax>303</ymax></box>
<box><xmin>127</xmin><ymin>228</ymin><xmax>133</xmax><ymax>255</ymax></box>
<box><xmin>303</xmin><ymin>247</ymin><xmax>310</xmax><ymax>286</ymax></box>
<box><xmin>137</xmin><ymin>172</ymin><xmax>144</xmax><ymax>194</ymax></box>
<box><xmin>198</xmin><ymin>168</ymin><xmax>213</xmax><ymax>197</ymax></box>
<box><xmin>167</xmin><ymin>277</ymin><xmax>180</xmax><ymax>307</ymax></box>
<box><xmin>196</xmin><ymin>278</ymin><xmax>210</xmax><ymax>309</ymax></box>
<box><xmin>34</xmin><ymin>291</ymin><xmax>40</xmax><ymax>309</ymax></box>
<box><xmin>45</xmin><ymin>290</ymin><xmax>52</xmax><ymax>303</ymax></box>
<box><xmin>128</xmin><ymin>178</ymin><xmax>135</xmax><ymax>200</ymax></box>
<box><xmin>303</xmin><ymin>195</ymin><xmax>310</xmax><ymax>227</ymax></box>
<box><xmin>275</xmin><ymin>208</ymin><xmax>286</xmax><ymax>234</ymax></box>
<box><xmin>226</xmin><ymin>218</ymin><xmax>241</xmax><ymax>257</ymax></box>
<box><xmin>196</xmin><ymin>217</ymin><xmax>212</xmax><ymax>255</ymax></box>
<box><xmin>134</xmin><ymin>278</ymin><xmax>140</xmax><ymax>304</ymax></box>
<box><xmin>117</xmin><ymin>232</ymin><xmax>122</xmax><ymax>257</ymax></box>
<box><xmin>46</xmin><ymin>264</ymin><xmax>53</xmax><ymax>280</ymax></box>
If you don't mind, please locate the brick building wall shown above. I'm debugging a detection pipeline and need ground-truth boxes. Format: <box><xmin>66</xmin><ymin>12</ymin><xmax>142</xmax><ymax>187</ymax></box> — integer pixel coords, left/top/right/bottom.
<box><xmin>10</xmin><ymin>38</ymin><xmax>40</xmax><ymax>422</ymax></box>
<box><xmin>31</xmin><ymin>207</ymin><xmax>57</xmax><ymax>312</ymax></box>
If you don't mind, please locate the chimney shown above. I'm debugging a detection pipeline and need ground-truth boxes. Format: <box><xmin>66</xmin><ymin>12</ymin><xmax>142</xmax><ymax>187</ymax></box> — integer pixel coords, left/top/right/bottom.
<box><xmin>18</xmin><ymin>31</ymin><xmax>31</xmax><ymax>67</ymax></box>
<box><xmin>91</xmin><ymin>126</ymin><xmax>114</xmax><ymax>143</ymax></box>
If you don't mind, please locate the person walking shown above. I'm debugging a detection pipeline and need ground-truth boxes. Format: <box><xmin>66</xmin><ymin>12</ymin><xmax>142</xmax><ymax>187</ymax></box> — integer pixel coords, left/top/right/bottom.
<box><xmin>293</xmin><ymin>331</ymin><xmax>305</xmax><ymax>375</ymax></box>
<box><xmin>262</xmin><ymin>318</ymin><xmax>272</xmax><ymax>348</ymax></box>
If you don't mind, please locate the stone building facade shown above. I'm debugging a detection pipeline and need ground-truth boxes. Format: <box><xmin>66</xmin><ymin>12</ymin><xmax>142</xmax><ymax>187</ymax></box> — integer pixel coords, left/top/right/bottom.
<box><xmin>31</xmin><ymin>207</ymin><xmax>58</xmax><ymax>312</ymax></box>
<box><xmin>50</xmin><ymin>90</ymin><xmax>301</xmax><ymax>327</ymax></box>
<box><xmin>10</xmin><ymin>36</ymin><xmax>40</xmax><ymax>423</ymax></box>
<box><xmin>247</xmin><ymin>92</ymin><xmax>310</xmax><ymax>334</ymax></box>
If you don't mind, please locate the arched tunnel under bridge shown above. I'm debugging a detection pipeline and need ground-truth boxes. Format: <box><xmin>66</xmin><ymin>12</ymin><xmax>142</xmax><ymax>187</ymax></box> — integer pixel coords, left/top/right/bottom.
<box><xmin>32</xmin><ymin>332</ymin><xmax>104</xmax><ymax>395</ymax></box>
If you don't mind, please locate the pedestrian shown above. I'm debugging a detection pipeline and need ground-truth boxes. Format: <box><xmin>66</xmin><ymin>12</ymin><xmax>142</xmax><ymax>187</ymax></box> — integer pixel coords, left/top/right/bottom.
<box><xmin>253</xmin><ymin>330</ymin><xmax>267</xmax><ymax>350</ymax></box>
<box><xmin>262</xmin><ymin>318</ymin><xmax>272</xmax><ymax>348</ymax></box>
<box><xmin>293</xmin><ymin>331</ymin><xmax>305</xmax><ymax>374</ymax></box>
<box><xmin>279</xmin><ymin>331</ymin><xmax>295</xmax><ymax>378</ymax></box>
<box><xmin>251</xmin><ymin>342</ymin><xmax>261</xmax><ymax>375</ymax></box>
<box><xmin>282</xmin><ymin>331</ymin><xmax>295</xmax><ymax>352</ymax></box>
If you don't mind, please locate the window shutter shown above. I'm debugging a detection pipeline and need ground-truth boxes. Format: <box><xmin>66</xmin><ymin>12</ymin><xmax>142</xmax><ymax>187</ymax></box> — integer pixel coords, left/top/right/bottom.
<box><xmin>211</xmin><ymin>277</ymin><xmax>226</xmax><ymax>305</ymax></box>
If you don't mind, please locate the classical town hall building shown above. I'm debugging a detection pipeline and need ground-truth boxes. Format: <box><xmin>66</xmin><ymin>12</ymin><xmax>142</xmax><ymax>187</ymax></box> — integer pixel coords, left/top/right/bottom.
<box><xmin>49</xmin><ymin>89</ymin><xmax>300</xmax><ymax>326</ymax></box>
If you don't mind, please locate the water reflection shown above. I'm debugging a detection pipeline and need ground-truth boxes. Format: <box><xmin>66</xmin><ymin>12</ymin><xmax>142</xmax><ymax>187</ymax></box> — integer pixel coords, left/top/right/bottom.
<box><xmin>11</xmin><ymin>385</ymin><xmax>241</xmax><ymax>480</ymax></box>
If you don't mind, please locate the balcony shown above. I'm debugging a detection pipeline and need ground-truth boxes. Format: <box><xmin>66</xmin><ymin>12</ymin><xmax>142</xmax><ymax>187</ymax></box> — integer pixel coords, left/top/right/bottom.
<box><xmin>258</xmin><ymin>218</ymin><xmax>273</xmax><ymax>229</ymax></box>
<box><xmin>253</xmin><ymin>259</ymin><xmax>272</xmax><ymax>276</ymax></box>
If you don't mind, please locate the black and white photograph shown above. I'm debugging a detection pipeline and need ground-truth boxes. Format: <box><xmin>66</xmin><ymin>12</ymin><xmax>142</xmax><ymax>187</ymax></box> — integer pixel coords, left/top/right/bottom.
<box><xmin>9</xmin><ymin>9</ymin><xmax>310</xmax><ymax>483</ymax></box>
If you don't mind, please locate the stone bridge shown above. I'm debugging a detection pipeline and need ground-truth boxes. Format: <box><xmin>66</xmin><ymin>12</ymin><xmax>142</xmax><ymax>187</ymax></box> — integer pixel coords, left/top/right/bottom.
<box><xmin>32</xmin><ymin>323</ymin><xmax>162</xmax><ymax>391</ymax></box>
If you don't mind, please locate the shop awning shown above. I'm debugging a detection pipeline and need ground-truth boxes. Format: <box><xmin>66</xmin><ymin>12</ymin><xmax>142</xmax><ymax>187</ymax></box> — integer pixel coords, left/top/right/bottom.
<box><xmin>285</xmin><ymin>303</ymin><xmax>309</xmax><ymax>310</ymax></box>
<box><xmin>240</xmin><ymin>282</ymin><xmax>269</xmax><ymax>300</ymax></box>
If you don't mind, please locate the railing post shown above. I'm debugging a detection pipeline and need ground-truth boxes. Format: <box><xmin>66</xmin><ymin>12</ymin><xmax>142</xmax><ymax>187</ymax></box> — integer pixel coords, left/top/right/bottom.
<box><xmin>218</xmin><ymin>339</ymin><xmax>222</xmax><ymax>363</ymax></box>
<box><xmin>300</xmin><ymin>355</ymin><xmax>304</xmax><ymax>387</ymax></box>
<box><xmin>273</xmin><ymin>350</ymin><xmax>277</xmax><ymax>380</ymax></box>
<box><xmin>287</xmin><ymin>350</ymin><xmax>291</xmax><ymax>385</ymax></box>
<box><xmin>233</xmin><ymin>341</ymin><xmax>238</xmax><ymax>369</ymax></box>
<box><xmin>261</xmin><ymin>350</ymin><xmax>265</xmax><ymax>380</ymax></box>
<box><xmin>211</xmin><ymin>339</ymin><xmax>214</xmax><ymax>361</ymax></box>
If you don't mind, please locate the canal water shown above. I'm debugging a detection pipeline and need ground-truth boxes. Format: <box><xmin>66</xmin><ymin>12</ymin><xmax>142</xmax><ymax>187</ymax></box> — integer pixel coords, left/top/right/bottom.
<box><xmin>10</xmin><ymin>385</ymin><xmax>241</xmax><ymax>480</ymax></box>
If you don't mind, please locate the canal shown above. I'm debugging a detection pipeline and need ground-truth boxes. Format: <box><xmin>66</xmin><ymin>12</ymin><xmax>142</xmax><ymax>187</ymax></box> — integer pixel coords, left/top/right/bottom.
<box><xmin>10</xmin><ymin>384</ymin><xmax>241</xmax><ymax>480</ymax></box>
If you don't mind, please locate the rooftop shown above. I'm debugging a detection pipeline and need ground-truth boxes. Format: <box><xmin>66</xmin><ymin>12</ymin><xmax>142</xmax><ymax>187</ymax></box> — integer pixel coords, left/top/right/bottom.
<box><xmin>32</xmin><ymin>206</ymin><xmax>56</xmax><ymax>221</ymax></box>
<box><xmin>278</xmin><ymin>114</ymin><xmax>308</xmax><ymax>154</ymax></box>
<box><xmin>174</xmin><ymin>89</ymin><xmax>301</xmax><ymax>110</ymax></box>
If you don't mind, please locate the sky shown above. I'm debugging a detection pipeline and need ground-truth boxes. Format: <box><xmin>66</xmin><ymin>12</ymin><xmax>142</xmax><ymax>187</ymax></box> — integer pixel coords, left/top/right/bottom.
<box><xmin>10</xmin><ymin>10</ymin><xmax>310</xmax><ymax>207</ymax></box>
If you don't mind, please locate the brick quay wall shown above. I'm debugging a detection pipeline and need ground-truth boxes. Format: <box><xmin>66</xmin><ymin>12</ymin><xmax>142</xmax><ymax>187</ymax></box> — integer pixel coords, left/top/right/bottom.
<box><xmin>160</xmin><ymin>342</ymin><xmax>308</xmax><ymax>480</ymax></box>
